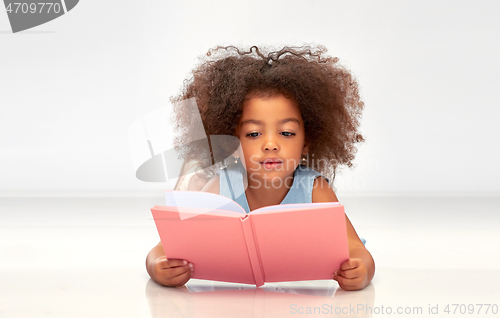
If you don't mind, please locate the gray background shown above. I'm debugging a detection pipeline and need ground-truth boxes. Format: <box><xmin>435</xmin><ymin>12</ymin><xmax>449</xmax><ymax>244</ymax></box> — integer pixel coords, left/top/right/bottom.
<box><xmin>1</xmin><ymin>0</ymin><xmax>499</xmax><ymax>196</ymax></box>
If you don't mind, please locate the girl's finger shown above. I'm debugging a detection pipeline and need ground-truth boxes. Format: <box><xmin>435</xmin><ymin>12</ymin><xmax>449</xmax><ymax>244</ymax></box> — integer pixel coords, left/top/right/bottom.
<box><xmin>340</xmin><ymin>258</ymin><xmax>360</xmax><ymax>271</ymax></box>
<box><xmin>333</xmin><ymin>273</ymin><xmax>363</xmax><ymax>290</ymax></box>
<box><xmin>163</xmin><ymin>259</ymin><xmax>189</xmax><ymax>269</ymax></box>
<box><xmin>168</xmin><ymin>264</ymin><xmax>191</xmax><ymax>278</ymax></box>
<box><xmin>336</xmin><ymin>268</ymin><xmax>361</xmax><ymax>280</ymax></box>
<box><xmin>166</xmin><ymin>269</ymin><xmax>192</xmax><ymax>286</ymax></box>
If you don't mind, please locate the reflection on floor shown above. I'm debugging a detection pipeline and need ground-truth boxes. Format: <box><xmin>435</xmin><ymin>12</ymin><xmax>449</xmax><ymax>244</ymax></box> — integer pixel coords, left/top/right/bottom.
<box><xmin>147</xmin><ymin>279</ymin><xmax>375</xmax><ymax>318</ymax></box>
<box><xmin>1</xmin><ymin>196</ymin><xmax>500</xmax><ymax>317</ymax></box>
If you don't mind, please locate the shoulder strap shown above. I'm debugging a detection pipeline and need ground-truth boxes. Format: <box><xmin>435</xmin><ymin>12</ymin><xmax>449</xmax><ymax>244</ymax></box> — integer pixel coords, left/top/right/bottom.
<box><xmin>217</xmin><ymin>165</ymin><xmax>251</xmax><ymax>213</ymax></box>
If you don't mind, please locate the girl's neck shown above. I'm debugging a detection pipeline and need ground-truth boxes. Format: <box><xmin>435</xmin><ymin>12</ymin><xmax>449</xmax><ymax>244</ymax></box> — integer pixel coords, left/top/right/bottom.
<box><xmin>244</xmin><ymin>173</ymin><xmax>293</xmax><ymax>211</ymax></box>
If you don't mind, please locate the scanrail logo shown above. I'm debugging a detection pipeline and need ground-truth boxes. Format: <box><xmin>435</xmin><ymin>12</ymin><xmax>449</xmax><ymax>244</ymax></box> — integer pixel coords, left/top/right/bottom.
<box><xmin>3</xmin><ymin>0</ymin><xmax>79</xmax><ymax>33</ymax></box>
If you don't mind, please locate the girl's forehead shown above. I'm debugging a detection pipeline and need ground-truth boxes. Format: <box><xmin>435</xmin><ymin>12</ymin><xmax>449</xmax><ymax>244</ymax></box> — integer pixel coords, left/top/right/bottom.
<box><xmin>239</xmin><ymin>95</ymin><xmax>303</xmax><ymax>123</ymax></box>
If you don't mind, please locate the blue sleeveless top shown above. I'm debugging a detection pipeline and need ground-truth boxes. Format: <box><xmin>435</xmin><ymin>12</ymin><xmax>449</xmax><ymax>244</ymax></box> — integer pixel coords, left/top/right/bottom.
<box><xmin>217</xmin><ymin>163</ymin><xmax>326</xmax><ymax>213</ymax></box>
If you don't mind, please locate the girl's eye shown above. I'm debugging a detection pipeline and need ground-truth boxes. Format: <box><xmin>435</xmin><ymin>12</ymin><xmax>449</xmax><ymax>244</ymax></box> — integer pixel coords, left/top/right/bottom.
<box><xmin>280</xmin><ymin>131</ymin><xmax>296</xmax><ymax>137</ymax></box>
<box><xmin>246</xmin><ymin>132</ymin><xmax>260</xmax><ymax>138</ymax></box>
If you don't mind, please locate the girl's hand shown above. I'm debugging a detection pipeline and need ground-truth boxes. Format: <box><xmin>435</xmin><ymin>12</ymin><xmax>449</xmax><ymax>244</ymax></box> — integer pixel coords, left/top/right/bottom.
<box><xmin>332</xmin><ymin>258</ymin><xmax>368</xmax><ymax>291</ymax></box>
<box><xmin>150</xmin><ymin>257</ymin><xmax>194</xmax><ymax>287</ymax></box>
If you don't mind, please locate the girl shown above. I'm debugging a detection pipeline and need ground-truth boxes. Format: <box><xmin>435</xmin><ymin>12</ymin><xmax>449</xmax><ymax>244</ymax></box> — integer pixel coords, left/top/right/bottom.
<box><xmin>146</xmin><ymin>45</ymin><xmax>375</xmax><ymax>291</ymax></box>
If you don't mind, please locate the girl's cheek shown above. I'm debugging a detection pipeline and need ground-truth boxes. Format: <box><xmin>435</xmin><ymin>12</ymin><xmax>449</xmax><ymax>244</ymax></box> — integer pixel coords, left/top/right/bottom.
<box><xmin>246</xmin><ymin>155</ymin><xmax>260</xmax><ymax>170</ymax></box>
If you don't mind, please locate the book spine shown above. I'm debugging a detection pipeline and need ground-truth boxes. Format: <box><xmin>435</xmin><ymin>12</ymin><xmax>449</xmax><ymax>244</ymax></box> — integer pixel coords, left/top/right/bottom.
<box><xmin>241</xmin><ymin>216</ymin><xmax>265</xmax><ymax>287</ymax></box>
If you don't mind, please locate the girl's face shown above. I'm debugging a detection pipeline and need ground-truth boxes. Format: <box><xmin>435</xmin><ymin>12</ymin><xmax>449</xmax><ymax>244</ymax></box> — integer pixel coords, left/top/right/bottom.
<box><xmin>236</xmin><ymin>94</ymin><xmax>308</xmax><ymax>187</ymax></box>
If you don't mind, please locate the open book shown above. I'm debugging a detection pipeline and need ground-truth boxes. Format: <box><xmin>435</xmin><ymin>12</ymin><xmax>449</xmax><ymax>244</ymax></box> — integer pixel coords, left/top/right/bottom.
<box><xmin>151</xmin><ymin>191</ymin><xmax>349</xmax><ymax>287</ymax></box>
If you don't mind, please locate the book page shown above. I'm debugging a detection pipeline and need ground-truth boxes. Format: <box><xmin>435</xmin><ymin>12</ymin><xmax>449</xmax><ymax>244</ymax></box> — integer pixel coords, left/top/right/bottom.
<box><xmin>165</xmin><ymin>191</ymin><xmax>246</xmax><ymax>218</ymax></box>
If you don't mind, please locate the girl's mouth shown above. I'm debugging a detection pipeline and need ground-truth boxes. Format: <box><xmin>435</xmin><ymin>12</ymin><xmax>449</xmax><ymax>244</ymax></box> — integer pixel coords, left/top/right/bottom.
<box><xmin>260</xmin><ymin>158</ymin><xmax>283</xmax><ymax>169</ymax></box>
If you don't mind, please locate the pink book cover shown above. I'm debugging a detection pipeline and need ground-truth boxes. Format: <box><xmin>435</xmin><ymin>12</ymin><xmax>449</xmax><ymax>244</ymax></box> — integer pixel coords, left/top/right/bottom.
<box><xmin>151</xmin><ymin>191</ymin><xmax>349</xmax><ymax>286</ymax></box>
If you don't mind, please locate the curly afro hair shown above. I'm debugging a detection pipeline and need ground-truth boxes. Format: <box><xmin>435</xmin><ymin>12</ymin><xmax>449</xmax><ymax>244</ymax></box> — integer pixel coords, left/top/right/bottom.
<box><xmin>171</xmin><ymin>45</ymin><xmax>364</xmax><ymax>184</ymax></box>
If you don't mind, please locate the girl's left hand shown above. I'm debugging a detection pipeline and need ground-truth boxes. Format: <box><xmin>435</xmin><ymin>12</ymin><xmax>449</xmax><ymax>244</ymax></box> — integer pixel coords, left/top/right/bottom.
<box><xmin>332</xmin><ymin>258</ymin><xmax>368</xmax><ymax>291</ymax></box>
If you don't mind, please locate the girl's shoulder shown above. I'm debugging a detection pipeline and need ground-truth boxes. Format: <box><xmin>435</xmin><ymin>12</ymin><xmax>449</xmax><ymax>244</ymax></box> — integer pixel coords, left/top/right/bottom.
<box><xmin>295</xmin><ymin>166</ymin><xmax>338</xmax><ymax>203</ymax></box>
<box><xmin>311</xmin><ymin>176</ymin><xmax>338</xmax><ymax>203</ymax></box>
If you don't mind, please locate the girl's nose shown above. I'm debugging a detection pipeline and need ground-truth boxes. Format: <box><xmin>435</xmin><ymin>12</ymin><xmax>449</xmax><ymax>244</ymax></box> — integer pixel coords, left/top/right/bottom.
<box><xmin>263</xmin><ymin>138</ymin><xmax>279</xmax><ymax>151</ymax></box>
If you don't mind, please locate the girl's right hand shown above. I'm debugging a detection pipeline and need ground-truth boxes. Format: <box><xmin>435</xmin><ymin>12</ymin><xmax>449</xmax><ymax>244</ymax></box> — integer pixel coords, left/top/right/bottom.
<box><xmin>150</xmin><ymin>257</ymin><xmax>194</xmax><ymax>287</ymax></box>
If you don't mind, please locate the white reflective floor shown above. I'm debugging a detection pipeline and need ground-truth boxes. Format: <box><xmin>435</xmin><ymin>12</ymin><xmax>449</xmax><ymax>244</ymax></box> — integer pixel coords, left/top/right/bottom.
<box><xmin>1</xmin><ymin>196</ymin><xmax>500</xmax><ymax>317</ymax></box>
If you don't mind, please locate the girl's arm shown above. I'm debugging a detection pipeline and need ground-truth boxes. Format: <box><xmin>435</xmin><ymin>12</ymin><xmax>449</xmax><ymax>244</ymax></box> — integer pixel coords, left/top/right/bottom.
<box><xmin>312</xmin><ymin>177</ymin><xmax>375</xmax><ymax>290</ymax></box>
